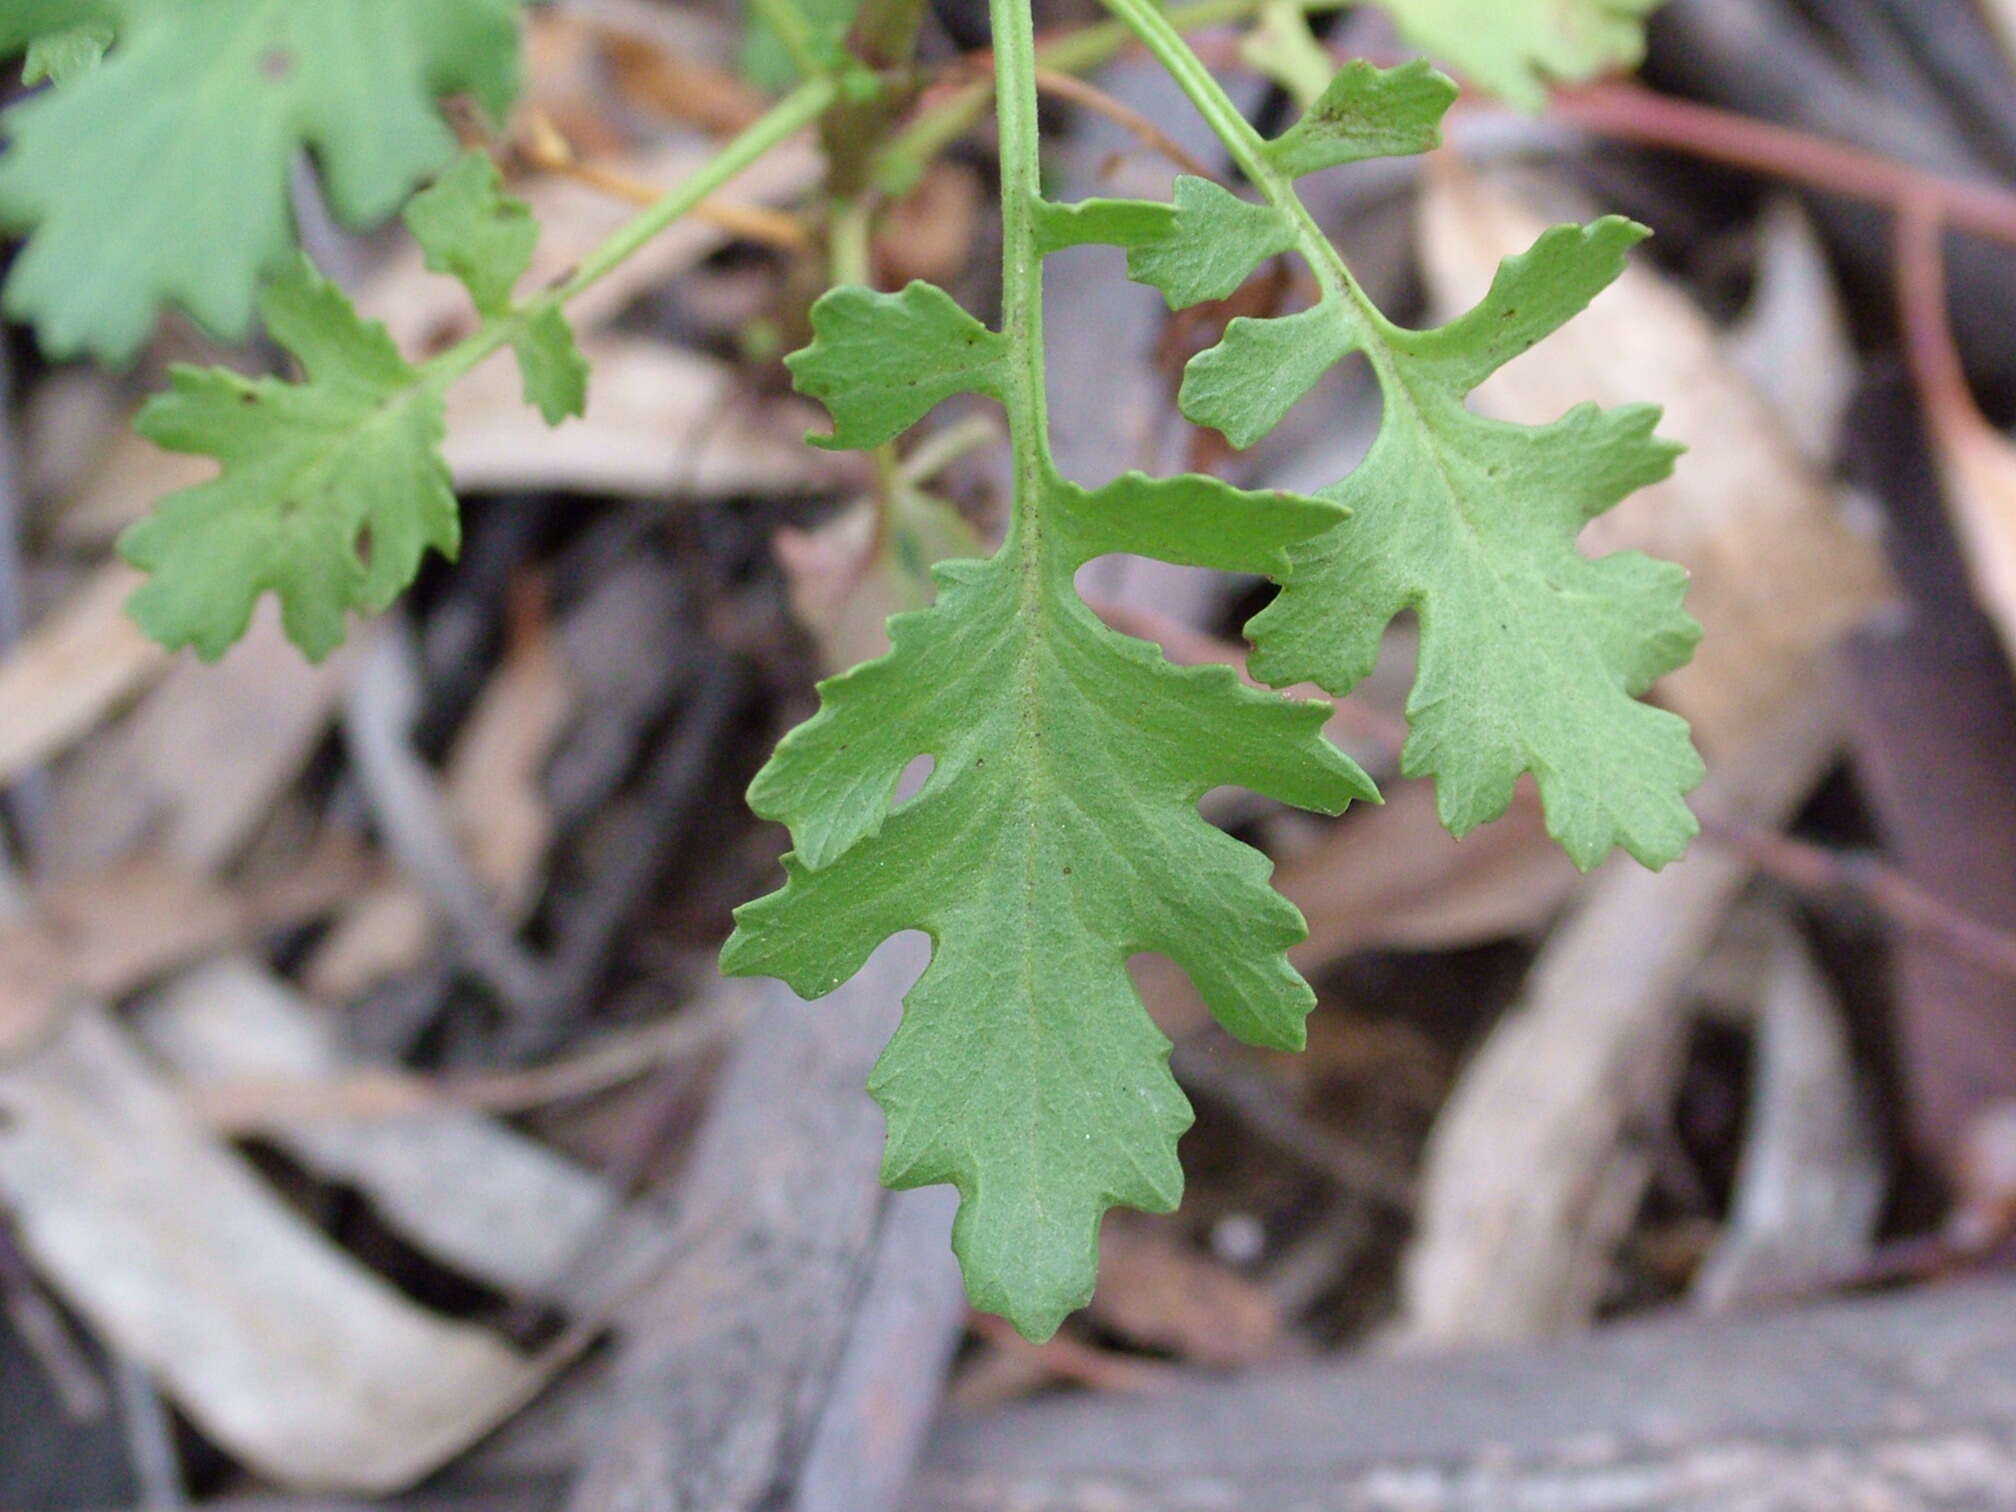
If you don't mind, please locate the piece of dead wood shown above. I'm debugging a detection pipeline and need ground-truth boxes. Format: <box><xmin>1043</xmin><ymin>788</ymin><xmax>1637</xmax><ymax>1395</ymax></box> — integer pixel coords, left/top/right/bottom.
<box><xmin>0</xmin><ymin>1007</ymin><xmax>556</xmax><ymax>1494</ymax></box>
<box><xmin>1416</xmin><ymin>161</ymin><xmax>1891</xmax><ymax>758</ymax></box>
<box><xmin>793</xmin><ymin>1186</ymin><xmax>967</xmax><ymax>1512</ymax></box>
<box><xmin>565</xmin><ymin>936</ymin><xmax>965</xmax><ymax>1512</ymax></box>
<box><xmin>910</xmin><ymin>1276</ymin><xmax>2016</xmax><ymax>1511</ymax></box>
<box><xmin>308</xmin><ymin>615</ymin><xmax>571</xmax><ymax>1002</ymax></box>
<box><xmin>1692</xmin><ymin>911</ymin><xmax>1885</xmax><ymax>1310</ymax></box>
<box><xmin>0</xmin><ymin>563</ymin><xmax>168</xmax><ymax>787</ymax></box>
<box><xmin>1396</xmin><ymin>694</ymin><xmax>1845</xmax><ymax>1347</ymax></box>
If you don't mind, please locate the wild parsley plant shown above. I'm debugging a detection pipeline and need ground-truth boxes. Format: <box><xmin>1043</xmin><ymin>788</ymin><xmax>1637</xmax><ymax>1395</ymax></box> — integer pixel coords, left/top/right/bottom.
<box><xmin>0</xmin><ymin>0</ymin><xmax>1697</xmax><ymax>1339</ymax></box>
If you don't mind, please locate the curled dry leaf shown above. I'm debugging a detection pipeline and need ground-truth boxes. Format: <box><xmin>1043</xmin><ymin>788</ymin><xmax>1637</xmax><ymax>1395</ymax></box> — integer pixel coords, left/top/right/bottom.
<box><xmin>137</xmin><ymin>959</ymin><xmax>620</xmax><ymax>1301</ymax></box>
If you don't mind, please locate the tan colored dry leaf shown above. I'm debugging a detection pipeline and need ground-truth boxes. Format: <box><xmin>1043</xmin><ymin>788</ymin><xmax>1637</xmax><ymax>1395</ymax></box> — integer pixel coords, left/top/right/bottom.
<box><xmin>1416</xmin><ymin>161</ymin><xmax>1891</xmax><ymax>756</ymax></box>
<box><xmin>0</xmin><ymin>563</ymin><xmax>168</xmax><ymax>786</ymax></box>
<box><xmin>0</xmin><ymin>1008</ymin><xmax>555</xmax><ymax>1492</ymax></box>
<box><xmin>139</xmin><ymin>960</ymin><xmax>619</xmax><ymax>1299</ymax></box>
<box><xmin>1089</xmin><ymin>1214</ymin><xmax>1283</xmax><ymax>1368</ymax></box>
<box><xmin>0</xmin><ymin>850</ymin><xmax>363</xmax><ymax>1062</ymax></box>
<box><xmin>1985</xmin><ymin>0</ymin><xmax>2016</xmax><ymax>66</ymax></box>
<box><xmin>44</xmin><ymin>601</ymin><xmax>355</xmax><ymax>877</ymax></box>
<box><xmin>1279</xmin><ymin>779</ymin><xmax>1580</xmax><ymax>973</ymax></box>
<box><xmin>444</xmin><ymin>331</ymin><xmax>837</xmax><ymax>501</ymax></box>
<box><xmin>1928</xmin><ymin>416</ymin><xmax>2016</xmax><ymax>668</ymax></box>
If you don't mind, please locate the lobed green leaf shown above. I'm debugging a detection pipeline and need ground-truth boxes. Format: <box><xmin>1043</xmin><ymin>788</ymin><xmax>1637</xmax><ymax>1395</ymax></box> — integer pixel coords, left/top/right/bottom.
<box><xmin>119</xmin><ymin>256</ymin><xmax>456</xmax><ymax>662</ymax></box>
<box><xmin>731</xmin><ymin>276</ymin><xmax>1375</xmax><ymax>1337</ymax></box>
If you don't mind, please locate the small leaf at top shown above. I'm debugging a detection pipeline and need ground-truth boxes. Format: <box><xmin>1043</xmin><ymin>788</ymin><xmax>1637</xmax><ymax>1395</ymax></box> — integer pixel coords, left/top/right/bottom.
<box><xmin>118</xmin><ymin>255</ymin><xmax>457</xmax><ymax>662</ymax></box>
<box><xmin>403</xmin><ymin>151</ymin><xmax>537</xmax><ymax>318</ymax></box>
<box><xmin>1037</xmin><ymin>180</ymin><xmax>1294</xmax><ymax>309</ymax></box>
<box><xmin>784</xmin><ymin>281</ymin><xmax>1009</xmax><ymax>450</ymax></box>
<box><xmin>1263</xmin><ymin>59</ymin><xmax>1457</xmax><ymax>178</ymax></box>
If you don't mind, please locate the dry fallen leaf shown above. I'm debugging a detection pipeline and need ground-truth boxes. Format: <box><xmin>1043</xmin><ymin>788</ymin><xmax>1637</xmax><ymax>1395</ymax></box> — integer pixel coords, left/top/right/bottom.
<box><xmin>0</xmin><ymin>1008</ymin><xmax>554</xmax><ymax>1493</ymax></box>
<box><xmin>44</xmin><ymin>601</ymin><xmax>355</xmax><ymax>878</ymax></box>
<box><xmin>0</xmin><ymin>563</ymin><xmax>168</xmax><ymax>787</ymax></box>
<box><xmin>138</xmin><ymin>959</ymin><xmax>621</xmax><ymax>1300</ymax></box>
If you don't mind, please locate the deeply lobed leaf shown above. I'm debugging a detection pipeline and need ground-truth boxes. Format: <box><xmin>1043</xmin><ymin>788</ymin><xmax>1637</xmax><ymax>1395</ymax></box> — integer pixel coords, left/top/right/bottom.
<box><xmin>0</xmin><ymin>0</ymin><xmax>525</xmax><ymax>360</ymax></box>
<box><xmin>1052</xmin><ymin>59</ymin><xmax>1701</xmax><ymax>868</ymax></box>
<box><xmin>727</xmin><ymin>282</ymin><xmax>1375</xmax><ymax>1337</ymax></box>
<box><xmin>119</xmin><ymin>256</ymin><xmax>455</xmax><ymax>661</ymax></box>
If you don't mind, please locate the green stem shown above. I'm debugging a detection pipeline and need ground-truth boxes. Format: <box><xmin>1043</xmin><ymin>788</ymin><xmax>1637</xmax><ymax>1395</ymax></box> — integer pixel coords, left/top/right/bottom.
<box><xmin>1092</xmin><ymin>0</ymin><xmax>1381</xmax><ymax>326</ymax></box>
<box><xmin>424</xmin><ymin>76</ymin><xmax>842</xmax><ymax>390</ymax></box>
<box><xmin>989</xmin><ymin>0</ymin><xmax>1052</xmax><ymax>540</ymax></box>
<box><xmin>872</xmin><ymin>0</ymin><xmax>1345</xmax><ymax>192</ymax></box>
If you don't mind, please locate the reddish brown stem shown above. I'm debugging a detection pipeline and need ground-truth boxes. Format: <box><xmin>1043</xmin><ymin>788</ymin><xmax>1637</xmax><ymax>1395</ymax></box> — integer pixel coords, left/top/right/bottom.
<box><xmin>1552</xmin><ymin>80</ymin><xmax>2016</xmax><ymax>252</ymax></box>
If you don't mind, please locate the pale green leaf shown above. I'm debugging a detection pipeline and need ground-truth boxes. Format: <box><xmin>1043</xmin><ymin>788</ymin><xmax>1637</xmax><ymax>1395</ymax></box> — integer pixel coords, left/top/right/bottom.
<box><xmin>118</xmin><ymin>255</ymin><xmax>457</xmax><ymax>661</ymax></box>
<box><xmin>21</xmin><ymin>23</ymin><xmax>111</xmax><ymax>84</ymax></box>
<box><xmin>403</xmin><ymin>151</ymin><xmax>536</xmax><ymax>318</ymax></box>
<box><xmin>1262</xmin><ymin>59</ymin><xmax>1456</xmax><ymax>178</ymax></box>
<box><xmin>1376</xmin><ymin>0</ymin><xmax>1665</xmax><ymax>110</ymax></box>
<box><xmin>784</xmin><ymin>281</ymin><xmax>1009</xmax><ymax>449</ymax></box>
<box><xmin>1222</xmin><ymin>219</ymin><xmax>1703</xmax><ymax>867</ymax></box>
<box><xmin>0</xmin><ymin>0</ymin><xmax>524</xmax><ymax>361</ymax></box>
<box><xmin>513</xmin><ymin>306</ymin><xmax>591</xmax><ymax>425</ymax></box>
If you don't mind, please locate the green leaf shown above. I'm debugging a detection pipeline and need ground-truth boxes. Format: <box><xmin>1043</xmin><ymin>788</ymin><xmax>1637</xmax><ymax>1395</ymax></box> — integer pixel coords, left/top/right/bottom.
<box><xmin>403</xmin><ymin>151</ymin><xmax>536</xmax><ymax>318</ymax></box>
<box><xmin>1262</xmin><ymin>59</ymin><xmax>1456</xmax><ymax>178</ymax></box>
<box><xmin>1376</xmin><ymin>0</ymin><xmax>1665</xmax><ymax>110</ymax></box>
<box><xmin>1059</xmin><ymin>49</ymin><xmax>1700</xmax><ymax>868</ymax></box>
<box><xmin>725</xmin><ymin>480</ymin><xmax>1372</xmax><ymax>1340</ymax></box>
<box><xmin>513</xmin><ymin>307</ymin><xmax>591</xmax><ymax>426</ymax></box>
<box><xmin>0</xmin><ymin>0</ymin><xmax>525</xmax><ymax>361</ymax></box>
<box><xmin>1222</xmin><ymin>218</ymin><xmax>1702</xmax><ymax>868</ymax></box>
<box><xmin>730</xmin><ymin>277</ymin><xmax>1375</xmax><ymax>1337</ymax></box>
<box><xmin>118</xmin><ymin>255</ymin><xmax>457</xmax><ymax>662</ymax></box>
<box><xmin>21</xmin><ymin>23</ymin><xmax>112</xmax><ymax>85</ymax></box>
<box><xmin>784</xmin><ymin>282</ymin><xmax>1009</xmax><ymax>449</ymax></box>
